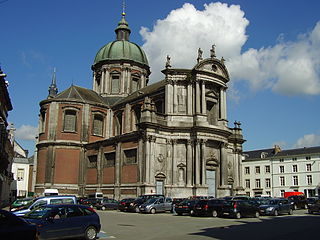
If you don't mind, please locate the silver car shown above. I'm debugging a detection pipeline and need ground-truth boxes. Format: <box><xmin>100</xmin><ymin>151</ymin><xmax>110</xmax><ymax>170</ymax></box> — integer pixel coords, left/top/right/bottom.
<box><xmin>139</xmin><ymin>197</ymin><xmax>172</xmax><ymax>214</ymax></box>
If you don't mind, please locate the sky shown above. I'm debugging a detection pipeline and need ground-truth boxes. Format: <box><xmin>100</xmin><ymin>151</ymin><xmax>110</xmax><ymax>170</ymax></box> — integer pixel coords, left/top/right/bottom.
<box><xmin>1</xmin><ymin>0</ymin><xmax>320</xmax><ymax>155</ymax></box>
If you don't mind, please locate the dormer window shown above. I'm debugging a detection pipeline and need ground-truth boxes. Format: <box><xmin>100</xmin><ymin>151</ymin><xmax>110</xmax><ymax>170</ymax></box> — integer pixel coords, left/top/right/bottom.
<box><xmin>261</xmin><ymin>152</ymin><xmax>268</xmax><ymax>158</ymax></box>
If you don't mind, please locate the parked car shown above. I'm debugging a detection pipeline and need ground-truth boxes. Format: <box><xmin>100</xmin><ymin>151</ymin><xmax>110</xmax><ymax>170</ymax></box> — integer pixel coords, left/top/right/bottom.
<box><xmin>10</xmin><ymin>197</ymin><xmax>34</xmax><ymax>212</ymax></box>
<box><xmin>193</xmin><ymin>199</ymin><xmax>225</xmax><ymax>217</ymax></box>
<box><xmin>259</xmin><ymin>198</ymin><xmax>293</xmax><ymax>216</ymax></box>
<box><xmin>0</xmin><ymin>209</ymin><xmax>38</xmax><ymax>240</ymax></box>
<box><xmin>139</xmin><ymin>197</ymin><xmax>172</xmax><ymax>214</ymax></box>
<box><xmin>221</xmin><ymin>200</ymin><xmax>260</xmax><ymax>219</ymax></box>
<box><xmin>125</xmin><ymin>194</ymin><xmax>165</xmax><ymax>212</ymax></box>
<box><xmin>175</xmin><ymin>198</ymin><xmax>199</xmax><ymax>216</ymax></box>
<box><xmin>288</xmin><ymin>195</ymin><xmax>307</xmax><ymax>210</ymax></box>
<box><xmin>118</xmin><ymin>198</ymin><xmax>136</xmax><ymax>212</ymax></box>
<box><xmin>82</xmin><ymin>198</ymin><xmax>100</xmax><ymax>208</ymax></box>
<box><xmin>223</xmin><ymin>196</ymin><xmax>251</xmax><ymax>201</ymax></box>
<box><xmin>95</xmin><ymin>198</ymin><xmax>119</xmax><ymax>210</ymax></box>
<box><xmin>307</xmin><ymin>197</ymin><xmax>320</xmax><ymax>214</ymax></box>
<box><xmin>22</xmin><ymin>204</ymin><xmax>101</xmax><ymax>240</ymax></box>
<box><xmin>12</xmin><ymin>195</ymin><xmax>77</xmax><ymax>216</ymax></box>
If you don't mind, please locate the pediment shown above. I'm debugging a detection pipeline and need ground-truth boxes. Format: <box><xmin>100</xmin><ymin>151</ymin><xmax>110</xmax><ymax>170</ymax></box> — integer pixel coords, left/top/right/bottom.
<box><xmin>194</xmin><ymin>58</ymin><xmax>229</xmax><ymax>80</ymax></box>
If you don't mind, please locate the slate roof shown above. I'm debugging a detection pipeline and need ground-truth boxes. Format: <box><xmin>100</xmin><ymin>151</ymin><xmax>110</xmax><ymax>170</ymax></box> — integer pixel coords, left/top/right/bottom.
<box><xmin>243</xmin><ymin>146</ymin><xmax>320</xmax><ymax>160</ymax></box>
<box><xmin>54</xmin><ymin>85</ymin><xmax>107</xmax><ymax>105</ymax></box>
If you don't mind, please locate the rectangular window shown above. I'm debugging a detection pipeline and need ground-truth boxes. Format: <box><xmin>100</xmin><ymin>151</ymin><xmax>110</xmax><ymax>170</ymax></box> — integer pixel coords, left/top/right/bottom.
<box><xmin>279</xmin><ymin>166</ymin><xmax>284</xmax><ymax>173</ymax></box>
<box><xmin>255</xmin><ymin>166</ymin><xmax>260</xmax><ymax>174</ymax></box>
<box><xmin>280</xmin><ymin>176</ymin><xmax>285</xmax><ymax>186</ymax></box>
<box><xmin>306</xmin><ymin>164</ymin><xmax>312</xmax><ymax>171</ymax></box>
<box><xmin>93</xmin><ymin>114</ymin><xmax>104</xmax><ymax>136</ymax></box>
<box><xmin>292</xmin><ymin>165</ymin><xmax>298</xmax><ymax>173</ymax></box>
<box><xmin>104</xmin><ymin>152</ymin><xmax>115</xmax><ymax>167</ymax></box>
<box><xmin>111</xmin><ymin>75</ymin><xmax>120</xmax><ymax>93</ymax></box>
<box><xmin>265</xmin><ymin>165</ymin><xmax>270</xmax><ymax>173</ymax></box>
<box><xmin>292</xmin><ymin>157</ymin><xmax>297</xmax><ymax>161</ymax></box>
<box><xmin>88</xmin><ymin>155</ymin><xmax>97</xmax><ymax>168</ymax></box>
<box><xmin>124</xmin><ymin>149</ymin><xmax>137</xmax><ymax>164</ymax></box>
<box><xmin>306</xmin><ymin>156</ymin><xmax>311</xmax><ymax>160</ymax></box>
<box><xmin>131</xmin><ymin>76</ymin><xmax>139</xmax><ymax>93</ymax></box>
<box><xmin>17</xmin><ymin>168</ymin><xmax>24</xmax><ymax>181</ymax></box>
<box><xmin>265</xmin><ymin>178</ymin><xmax>271</xmax><ymax>188</ymax></box>
<box><xmin>64</xmin><ymin>110</ymin><xmax>77</xmax><ymax>132</ymax></box>
<box><xmin>293</xmin><ymin>176</ymin><xmax>298</xmax><ymax>186</ymax></box>
<box><xmin>245</xmin><ymin>179</ymin><xmax>250</xmax><ymax>188</ymax></box>
<box><xmin>279</xmin><ymin>158</ymin><xmax>284</xmax><ymax>162</ymax></box>
<box><xmin>266</xmin><ymin>191</ymin><xmax>271</xmax><ymax>196</ymax></box>
<box><xmin>307</xmin><ymin>175</ymin><xmax>312</xmax><ymax>185</ymax></box>
<box><xmin>280</xmin><ymin>190</ymin><xmax>285</xmax><ymax>197</ymax></box>
<box><xmin>245</xmin><ymin>167</ymin><xmax>250</xmax><ymax>175</ymax></box>
<box><xmin>255</xmin><ymin>179</ymin><xmax>261</xmax><ymax>188</ymax></box>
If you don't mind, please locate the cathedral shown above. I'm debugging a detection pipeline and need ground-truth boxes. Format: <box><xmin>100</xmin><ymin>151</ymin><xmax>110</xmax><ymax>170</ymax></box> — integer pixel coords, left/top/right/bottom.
<box><xmin>34</xmin><ymin>12</ymin><xmax>245</xmax><ymax>199</ymax></box>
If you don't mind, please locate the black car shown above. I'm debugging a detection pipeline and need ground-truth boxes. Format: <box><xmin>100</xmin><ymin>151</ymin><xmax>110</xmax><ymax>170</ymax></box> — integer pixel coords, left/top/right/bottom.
<box><xmin>307</xmin><ymin>197</ymin><xmax>320</xmax><ymax>214</ymax></box>
<box><xmin>193</xmin><ymin>199</ymin><xmax>225</xmax><ymax>217</ymax></box>
<box><xmin>95</xmin><ymin>198</ymin><xmax>119</xmax><ymax>210</ymax></box>
<box><xmin>118</xmin><ymin>198</ymin><xmax>136</xmax><ymax>212</ymax></box>
<box><xmin>0</xmin><ymin>209</ymin><xmax>37</xmax><ymax>240</ymax></box>
<box><xmin>82</xmin><ymin>198</ymin><xmax>100</xmax><ymax>208</ymax></box>
<box><xmin>259</xmin><ymin>198</ymin><xmax>293</xmax><ymax>216</ymax></box>
<box><xmin>288</xmin><ymin>195</ymin><xmax>308</xmax><ymax>209</ymax></box>
<box><xmin>175</xmin><ymin>198</ymin><xmax>199</xmax><ymax>216</ymax></box>
<box><xmin>221</xmin><ymin>200</ymin><xmax>260</xmax><ymax>219</ymax></box>
<box><xmin>123</xmin><ymin>194</ymin><xmax>164</xmax><ymax>212</ymax></box>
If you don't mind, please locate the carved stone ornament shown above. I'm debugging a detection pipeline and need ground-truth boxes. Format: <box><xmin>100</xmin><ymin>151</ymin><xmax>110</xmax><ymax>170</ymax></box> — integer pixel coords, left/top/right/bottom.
<box><xmin>157</xmin><ymin>154</ymin><xmax>164</xmax><ymax>163</ymax></box>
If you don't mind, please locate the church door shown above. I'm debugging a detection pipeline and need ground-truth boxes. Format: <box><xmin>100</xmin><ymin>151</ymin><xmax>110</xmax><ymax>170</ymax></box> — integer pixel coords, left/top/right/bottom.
<box><xmin>156</xmin><ymin>180</ymin><xmax>164</xmax><ymax>195</ymax></box>
<box><xmin>206</xmin><ymin>170</ymin><xmax>216</xmax><ymax>197</ymax></box>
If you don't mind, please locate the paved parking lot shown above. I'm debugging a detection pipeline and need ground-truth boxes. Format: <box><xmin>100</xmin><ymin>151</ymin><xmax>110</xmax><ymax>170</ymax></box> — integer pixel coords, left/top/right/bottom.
<box><xmin>97</xmin><ymin>209</ymin><xmax>319</xmax><ymax>240</ymax></box>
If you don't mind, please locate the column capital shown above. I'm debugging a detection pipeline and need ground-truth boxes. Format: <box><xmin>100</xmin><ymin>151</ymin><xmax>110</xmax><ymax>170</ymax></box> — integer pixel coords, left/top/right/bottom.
<box><xmin>148</xmin><ymin>135</ymin><xmax>156</xmax><ymax>143</ymax></box>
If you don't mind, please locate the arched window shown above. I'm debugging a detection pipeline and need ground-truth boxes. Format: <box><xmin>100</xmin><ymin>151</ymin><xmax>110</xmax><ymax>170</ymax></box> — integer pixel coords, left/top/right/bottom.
<box><xmin>92</xmin><ymin>114</ymin><xmax>104</xmax><ymax>136</ymax></box>
<box><xmin>63</xmin><ymin>109</ymin><xmax>77</xmax><ymax>132</ymax></box>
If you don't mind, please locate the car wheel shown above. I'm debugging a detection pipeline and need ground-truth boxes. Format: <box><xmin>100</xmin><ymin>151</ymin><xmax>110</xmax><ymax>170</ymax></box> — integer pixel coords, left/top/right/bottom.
<box><xmin>304</xmin><ymin>204</ymin><xmax>308</xmax><ymax>209</ymax></box>
<box><xmin>254</xmin><ymin>211</ymin><xmax>260</xmax><ymax>218</ymax></box>
<box><xmin>135</xmin><ymin>206</ymin><xmax>140</xmax><ymax>213</ymax></box>
<box><xmin>101</xmin><ymin>206</ymin><xmax>106</xmax><ymax>211</ymax></box>
<box><xmin>308</xmin><ymin>209</ymin><xmax>313</xmax><ymax>214</ymax></box>
<box><xmin>235</xmin><ymin>212</ymin><xmax>241</xmax><ymax>219</ymax></box>
<box><xmin>288</xmin><ymin>209</ymin><xmax>293</xmax><ymax>215</ymax></box>
<box><xmin>150</xmin><ymin>208</ymin><xmax>156</xmax><ymax>214</ymax></box>
<box><xmin>212</xmin><ymin>210</ymin><xmax>218</xmax><ymax>218</ymax></box>
<box><xmin>84</xmin><ymin>226</ymin><xmax>97</xmax><ymax>240</ymax></box>
<box><xmin>190</xmin><ymin>209</ymin><xmax>194</xmax><ymax>216</ymax></box>
<box><xmin>293</xmin><ymin>204</ymin><xmax>297</xmax><ymax>210</ymax></box>
<box><xmin>274</xmin><ymin>210</ymin><xmax>278</xmax><ymax>216</ymax></box>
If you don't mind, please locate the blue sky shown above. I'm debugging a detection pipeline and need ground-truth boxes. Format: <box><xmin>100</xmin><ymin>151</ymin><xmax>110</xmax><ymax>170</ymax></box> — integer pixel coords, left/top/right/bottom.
<box><xmin>1</xmin><ymin>0</ymin><xmax>320</xmax><ymax>155</ymax></box>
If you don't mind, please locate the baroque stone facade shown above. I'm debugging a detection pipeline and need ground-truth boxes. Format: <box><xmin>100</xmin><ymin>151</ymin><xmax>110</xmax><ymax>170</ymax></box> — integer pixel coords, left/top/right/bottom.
<box><xmin>35</xmin><ymin>13</ymin><xmax>245</xmax><ymax>199</ymax></box>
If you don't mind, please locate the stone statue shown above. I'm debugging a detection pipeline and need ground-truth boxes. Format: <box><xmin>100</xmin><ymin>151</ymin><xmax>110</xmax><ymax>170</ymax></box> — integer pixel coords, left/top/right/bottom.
<box><xmin>165</xmin><ymin>55</ymin><xmax>171</xmax><ymax>69</ymax></box>
<box><xmin>210</xmin><ymin>44</ymin><xmax>216</xmax><ymax>58</ymax></box>
<box><xmin>197</xmin><ymin>48</ymin><xmax>203</xmax><ymax>63</ymax></box>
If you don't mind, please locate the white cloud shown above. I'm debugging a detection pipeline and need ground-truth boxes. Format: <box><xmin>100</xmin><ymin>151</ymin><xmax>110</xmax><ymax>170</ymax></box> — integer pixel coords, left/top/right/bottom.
<box><xmin>140</xmin><ymin>2</ymin><xmax>320</xmax><ymax>96</ymax></box>
<box><xmin>15</xmin><ymin>125</ymin><xmax>38</xmax><ymax>140</ymax></box>
<box><xmin>293</xmin><ymin>134</ymin><xmax>320</xmax><ymax>148</ymax></box>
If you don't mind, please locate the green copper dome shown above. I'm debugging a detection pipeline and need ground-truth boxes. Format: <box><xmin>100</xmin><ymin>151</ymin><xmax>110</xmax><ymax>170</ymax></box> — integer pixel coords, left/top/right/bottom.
<box><xmin>94</xmin><ymin>40</ymin><xmax>149</xmax><ymax>65</ymax></box>
<box><xmin>93</xmin><ymin>14</ymin><xmax>149</xmax><ymax>66</ymax></box>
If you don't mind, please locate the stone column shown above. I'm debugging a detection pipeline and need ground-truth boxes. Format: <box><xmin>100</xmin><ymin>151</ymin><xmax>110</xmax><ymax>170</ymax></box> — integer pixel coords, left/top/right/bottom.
<box><xmin>166</xmin><ymin>139</ymin><xmax>172</xmax><ymax>184</ymax></box>
<box><xmin>105</xmin><ymin>69</ymin><xmax>110</xmax><ymax>94</ymax></box>
<box><xmin>97</xmin><ymin>146</ymin><xmax>103</xmax><ymax>190</ymax></box>
<box><xmin>138</xmin><ymin>138</ymin><xmax>144</xmax><ymax>183</ymax></box>
<box><xmin>186</xmin><ymin>140</ymin><xmax>193</xmax><ymax>186</ymax></box>
<box><xmin>201</xmin><ymin>81</ymin><xmax>206</xmax><ymax>114</ymax></box>
<box><xmin>149</xmin><ymin>136</ymin><xmax>156</xmax><ymax>185</ymax></box>
<box><xmin>187</xmin><ymin>83</ymin><xmax>192</xmax><ymax>115</ymax></box>
<box><xmin>195</xmin><ymin>139</ymin><xmax>201</xmax><ymax>185</ymax></box>
<box><xmin>101</xmin><ymin>70</ymin><xmax>105</xmax><ymax>95</ymax></box>
<box><xmin>173</xmin><ymin>81</ymin><xmax>177</xmax><ymax>113</ymax></box>
<box><xmin>220</xmin><ymin>143</ymin><xmax>228</xmax><ymax>186</ymax></box>
<box><xmin>220</xmin><ymin>87</ymin><xmax>227</xmax><ymax>120</ymax></box>
<box><xmin>93</xmin><ymin>72</ymin><xmax>96</xmax><ymax>92</ymax></box>
<box><xmin>115</xmin><ymin>142</ymin><xmax>121</xmax><ymax>185</ymax></box>
<box><xmin>172</xmin><ymin>139</ymin><xmax>178</xmax><ymax>185</ymax></box>
<box><xmin>145</xmin><ymin>136</ymin><xmax>151</xmax><ymax>184</ymax></box>
<box><xmin>195</xmin><ymin>81</ymin><xmax>201</xmax><ymax>114</ymax></box>
<box><xmin>201</xmin><ymin>140</ymin><xmax>207</xmax><ymax>185</ymax></box>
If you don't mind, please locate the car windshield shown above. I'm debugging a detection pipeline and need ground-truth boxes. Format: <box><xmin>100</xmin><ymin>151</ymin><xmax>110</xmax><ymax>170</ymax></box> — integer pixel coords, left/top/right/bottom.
<box><xmin>13</xmin><ymin>199</ymin><xmax>33</xmax><ymax>206</ymax></box>
<box><xmin>146</xmin><ymin>198</ymin><xmax>158</xmax><ymax>204</ymax></box>
<box><xmin>24</xmin><ymin>206</ymin><xmax>53</xmax><ymax>219</ymax></box>
<box><xmin>268</xmin><ymin>200</ymin><xmax>280</xmax><ymax>205</ymax></box>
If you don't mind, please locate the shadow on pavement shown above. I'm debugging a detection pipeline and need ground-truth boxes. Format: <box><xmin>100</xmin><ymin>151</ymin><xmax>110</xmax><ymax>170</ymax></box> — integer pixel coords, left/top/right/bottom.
<box><xmin>190</xmin><ymin>214</ymin><xmax>320</xmax><ymax>240</ymax></box>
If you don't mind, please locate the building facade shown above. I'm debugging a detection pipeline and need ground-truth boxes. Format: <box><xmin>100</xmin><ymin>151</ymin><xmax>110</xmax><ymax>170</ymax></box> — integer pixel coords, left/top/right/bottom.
<box><xmin>0</xmin><ymin>68</ymin><xmax>14</xmax><ymax>207</ymax></box>
<box><xmin>242</xmin><ymin>146</ymin><xmax>320</xmax><ymax>198</ymax></box>
<box><xmin>35</xmin><ymin>13</ymin><xmax>245</xmax><ymax>199</ymax></box>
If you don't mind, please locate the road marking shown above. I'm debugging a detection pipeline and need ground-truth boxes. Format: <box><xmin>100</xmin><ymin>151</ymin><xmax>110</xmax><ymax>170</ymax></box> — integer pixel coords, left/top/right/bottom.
<box><xmin>97</xmin><ymin>231</ymin><xmax>116</xmax><ymax>239</ymax></box>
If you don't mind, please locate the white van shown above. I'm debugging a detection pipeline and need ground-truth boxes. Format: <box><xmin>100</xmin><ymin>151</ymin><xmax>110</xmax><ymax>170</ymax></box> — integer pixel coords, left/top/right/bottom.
<box><xmin>44</xmin><ymin>188</ymin><xmax>59</xmax><ymax>196</ymax></box>
<box><xmin>13</xmin><ymin>195</ymin><xmax>77</xmax><ymax>216</ymax></box>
